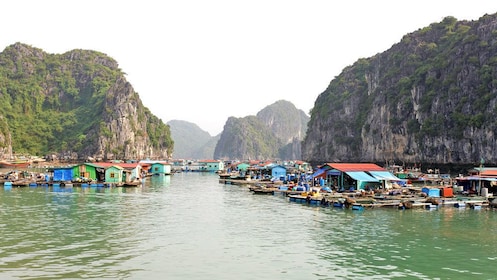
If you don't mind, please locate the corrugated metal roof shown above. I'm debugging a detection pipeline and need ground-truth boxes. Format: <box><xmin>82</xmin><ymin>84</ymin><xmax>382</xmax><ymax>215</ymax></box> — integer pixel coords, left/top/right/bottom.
<box><xmin>481</xmin><ymin>169</ymin><xmax>497</xmax><ymax>176</ymax></box>
<box><xmin>326</xmin><ymin>163</ymin><xmax>386</xmax><ymax>172</ymax></box>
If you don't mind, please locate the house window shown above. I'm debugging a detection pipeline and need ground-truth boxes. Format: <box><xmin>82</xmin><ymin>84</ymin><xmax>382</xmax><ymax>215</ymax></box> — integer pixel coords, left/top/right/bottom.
<box><xmin>110</xmin><ymin>173</ymin><xmax>115</xmax><ymax>178</ymax></box>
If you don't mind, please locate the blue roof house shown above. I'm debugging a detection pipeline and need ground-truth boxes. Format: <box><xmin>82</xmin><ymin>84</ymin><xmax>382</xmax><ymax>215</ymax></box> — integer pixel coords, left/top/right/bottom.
<box><xmin>271</xmin><ymin>165</ymin><xmax>287</xmax><ymax>180</ymax></box>
<box><xmin>52</xmin><ymin>166</ymin><xmax>75</xmax><ymax>182</ymax></box>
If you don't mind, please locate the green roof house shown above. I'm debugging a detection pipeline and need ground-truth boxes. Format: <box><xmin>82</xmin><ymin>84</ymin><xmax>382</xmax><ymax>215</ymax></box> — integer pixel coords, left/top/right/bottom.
<box><xmin>105</xmin><ymin>165</ymin><xmax>124</xmax><ymax>183</ymax></box>
<box><xmin>73</xmin><ymin>163</ymin><xmax>106</xmax><ymax>182</ymax></box>
<box><xmin>150</xmin><ymin>162</ymin><xmax>172</xmax><ymax>175</ymax></box>
<box><xmin>236</xmin><ymin>162</ymin><xmax>250</xmax><ymax>172</ymax></box>
<box><xmin>198</xmin><ymin>160</ymin><xmax>224</xmax><ymax>172</ymax></box>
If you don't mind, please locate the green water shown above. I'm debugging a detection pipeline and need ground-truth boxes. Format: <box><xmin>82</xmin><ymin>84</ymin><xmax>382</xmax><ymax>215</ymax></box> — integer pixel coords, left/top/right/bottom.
<box><xmin>0</xmin><ymin>172</ymin><xmax>496</xmax><ymax>279</ymax></box>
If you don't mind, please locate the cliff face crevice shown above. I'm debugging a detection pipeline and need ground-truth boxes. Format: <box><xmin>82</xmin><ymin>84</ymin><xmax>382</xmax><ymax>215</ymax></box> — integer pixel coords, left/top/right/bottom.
<box><xmin>303</xmin><ymin>13</ymin><xmax>497</xmax><ymax>165</ymax></box>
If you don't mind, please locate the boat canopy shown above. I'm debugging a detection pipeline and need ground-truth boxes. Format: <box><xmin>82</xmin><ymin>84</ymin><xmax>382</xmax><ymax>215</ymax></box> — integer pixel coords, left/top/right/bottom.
<box><xmin>346</xmin><ymin>171</ymin><xmax>379</xmax><ymax>182</ymax></box>
<box><xmin>368</xmin><ymin>171</ymin><xmax>401</xmax><ymax>181</ymax></box>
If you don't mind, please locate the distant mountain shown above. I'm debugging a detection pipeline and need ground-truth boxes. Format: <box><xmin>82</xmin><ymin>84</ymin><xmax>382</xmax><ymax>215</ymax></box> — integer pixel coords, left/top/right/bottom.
<box><xmin>256</xmin><ymin>100</ymin><xmax>309</xmax><ymax>159</ymax></box>
<box><xmin>214</xmin><ymin>100</ymin><xmax>309</xmax><ymax>160</ymax></box>
<box><xmin>167</xmin><ymin>120</ymin><xmax>218</xmax><ymax>159</ymax></box>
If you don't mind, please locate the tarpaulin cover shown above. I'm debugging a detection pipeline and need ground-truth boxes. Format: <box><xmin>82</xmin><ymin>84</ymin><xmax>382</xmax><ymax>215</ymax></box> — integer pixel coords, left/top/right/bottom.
<box><xmin>346</xmin><ymin>171</ymin><xmax>379</xmax><ymax>182</ymax></box>
<box><xmin>326</xmin><ymin>169</ymin><xmax>341</xmax><ymax>176</ymax></box>
<box><xmin>312</xmin><ymin>169</ymin><xmax>325</xmax><ymax>177</ymax></box>
<box><xmin>368</xmin><ymin>171</ymin><xmax>401</xmax><ymax>181</ymax></box>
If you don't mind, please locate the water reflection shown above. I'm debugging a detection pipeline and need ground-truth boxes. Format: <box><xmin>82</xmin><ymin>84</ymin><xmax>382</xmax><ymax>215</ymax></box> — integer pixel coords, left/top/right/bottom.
<box><xmin>149</xmin><ymin>174</ymin><xmax>171</xmax><ymax>187</ymax></box>
<box><xmin>1</xmin><ymin>173</ymin><xmax>497</xmax><ymax>280</ymax></box>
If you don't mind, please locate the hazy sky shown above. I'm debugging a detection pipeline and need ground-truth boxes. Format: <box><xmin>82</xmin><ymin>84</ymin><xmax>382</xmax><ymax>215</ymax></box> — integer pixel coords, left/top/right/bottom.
<box><xmin>1</xmin><ymin>1</ymin><xmax>496</xmax><ymax>135</ymax></box>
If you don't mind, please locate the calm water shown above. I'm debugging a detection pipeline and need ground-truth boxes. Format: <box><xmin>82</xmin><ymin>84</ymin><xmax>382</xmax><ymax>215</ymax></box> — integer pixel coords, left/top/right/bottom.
<box><xmin>1</xmin><ymin>172</ymin><xmax>497</xmax><ymax>279</ymax></box>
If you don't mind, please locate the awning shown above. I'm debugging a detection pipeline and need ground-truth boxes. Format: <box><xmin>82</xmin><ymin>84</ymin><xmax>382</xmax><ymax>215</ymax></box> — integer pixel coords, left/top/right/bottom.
<box><xmin>457</xmin><ymin>176</ymin><xmax>497</xmax><ymax>181</ymax></box>
<box><xmin>326</xmin><ymin>169</ymin><xmax>341</xmax><ymax>176</ymax></box>
<box><xmin>368</xmin><ymin>171</ymin><xmax>401</xmax><ymax>181</ymax></box>
<box><xmin>312</xmin><ymin>169</ymin><xmax>326</xmax><ymax>177</ymax></box>
<box><xmin>346</xmin><ymin>171</ymin><xmax>379</xmax><ymax>182</ymax></box>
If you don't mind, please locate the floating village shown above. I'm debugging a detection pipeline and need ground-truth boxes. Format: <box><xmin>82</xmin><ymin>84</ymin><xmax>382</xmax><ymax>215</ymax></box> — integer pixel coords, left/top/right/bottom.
<box><xmin>1</xmin><ymin>157</ymin><xmax>497</xmax><ymax>210</ymax></box>
<box><xmin>219</xmin><ymin>160</ymin><xmax>497</xmax><ymax>211</ymax></box>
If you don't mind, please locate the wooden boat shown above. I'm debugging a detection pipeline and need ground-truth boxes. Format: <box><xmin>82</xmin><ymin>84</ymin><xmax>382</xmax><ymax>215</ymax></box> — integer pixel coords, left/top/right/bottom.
<box><xmin>252</xmin><ymin>188</ymin><xmax>275</xmax><ymax>195</ymax></box>
<box><xmin>0</xmin><ymin>160</ymin><xmax>31</xmax><ymax>169</ymax></box>
<box><xmin>351</xmin><ymin>204</ymin><xmax>365</xmax><ymax>211</ymax></box>
<box><xmin>249</xmin><ymin>184</ymin><xmax>277</xmax><ymax>195</ymax></box>
<box><xmin>333</xmin><ymin>201</ymin><xmax>345</xmax><ymax>208</ymax></box>
<box><xmin>118</xmin><ymin>180</ymin><xmax>143</xmax><ymax>187</ymax></box>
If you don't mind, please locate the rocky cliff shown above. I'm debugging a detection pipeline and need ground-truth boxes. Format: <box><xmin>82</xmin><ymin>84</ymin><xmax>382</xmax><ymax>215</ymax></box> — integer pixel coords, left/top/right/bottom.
<box><xmin>214</xmin><ymin>100</ymin><xmax>309</xmax><ymax>160</ymax></box>
<box><xmin>0</xmin><ymin>43</ymin><xmax>173</xmax><ymax>161</ymax></box>
<box><xmin>303</xmin><ymin>13</ymin><xmax>497</xmax><ymax>165</ymax></box>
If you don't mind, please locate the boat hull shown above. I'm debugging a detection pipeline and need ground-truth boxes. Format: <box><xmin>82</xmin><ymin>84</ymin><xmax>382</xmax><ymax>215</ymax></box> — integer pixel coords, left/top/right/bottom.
<box><xmin>0</xmin><ymin>161</ymin><xmax>31</xmax><ymax>169</ymax></box>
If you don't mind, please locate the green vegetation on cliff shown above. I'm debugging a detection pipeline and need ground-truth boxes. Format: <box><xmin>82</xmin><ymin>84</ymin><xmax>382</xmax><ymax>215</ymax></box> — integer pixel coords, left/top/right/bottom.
<box><xmin>0</xmin><ymin>43</ymin><xmax>173</xmax><ymax>159</ymax></box>
<box><xmin>304</xmin><ymin>13</ymin><xmax>497</xmax><ymax>164</ymax></box>
<box><xmin>214</xmin><ymin>100</ymin><xmax>308</xmax><ymax>160</ymax></box>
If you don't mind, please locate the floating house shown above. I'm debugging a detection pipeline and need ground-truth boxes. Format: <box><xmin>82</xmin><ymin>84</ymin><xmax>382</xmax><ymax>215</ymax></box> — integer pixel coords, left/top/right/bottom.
<box><xmin>456</xmin><ymin>166</ymin><xmax>497</xmax><ymax>195</ymax></box>
<box><xmin>149</xmin><ymin>162</ymin><xmax>172</xmax><ymax>175</ymax></box>
<box><xmin>313</xmin><ymin>163</ymin><xmax>401</xmax><ymax>192</ymax></box>
<box><xmin>235</xmin><ymin>162</ymin><xmax>250</xmax><ymax>172</ymax></box>
<box><xmin>52</xmin><ymin>166</ymin><xmax>75</xmax><ymax>182</ymax></box>
<box><xmin>74</xmin><ymin>163</ymin><xmax>106</xmax><ymax>182</ymax></box>
<box><xmin>73</xmin><ymin>162</ymin><xmax>144</xmax><ymax>184</ymax></box>
<box><xmin>293</xmin><ymin>160</ymin><xmax>312</xmax><ymax>172</ymax></box>
<box><xmin>198</xmin><ymin>160</ymin><xmax>224</xmax><ymax>172</ymax></box>
<box><xmin>269</xmin><ymin>164</ymin><xmax>287</xmax><ymax>181</ymax></box>
<box><xmin>170</xmin><ymin>159</ymin><xmax>186</xmax><ymax>172</ymax></box>
<box><xmin>105</xmin><ymin>165</ymin><xmax>124</xmax><ymax>184</ymax></box>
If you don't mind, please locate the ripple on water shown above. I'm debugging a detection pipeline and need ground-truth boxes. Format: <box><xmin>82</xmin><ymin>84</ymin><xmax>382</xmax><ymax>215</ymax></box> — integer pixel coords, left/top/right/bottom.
<box><xmin>2</xmin><ymin>174</ymin><xmax>497</xmax><ymax>279</ymax></box>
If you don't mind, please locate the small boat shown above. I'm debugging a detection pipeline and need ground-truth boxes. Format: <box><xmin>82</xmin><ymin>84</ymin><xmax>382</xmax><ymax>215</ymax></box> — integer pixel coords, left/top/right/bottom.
<box><xmin>351</xmin><ymin>204</ymin><xmax>364</xmax><ymax>211</ymax></box>
<box><xmin>249</xmin><ymin>184</ymin><xmax>276</xmax><ymax>195</ymax></box>
<box><xmin>252</xmin><ymin>188</ymin><xmax>275</xmax><ymax>195</ymax></box>
<box><xmin>0</xmin><ymin>160</ymin><xmax>31</xmax><ymax>169</ymax></box>
<box><xmin>333</xmin><ymin>201</ymin><xmax>344</xmax><ymax>208</ymax></box>
<box><xmin>118</xmin><ymin>180</ymin><xmax>143</xmax><ymax>187</ymax></box>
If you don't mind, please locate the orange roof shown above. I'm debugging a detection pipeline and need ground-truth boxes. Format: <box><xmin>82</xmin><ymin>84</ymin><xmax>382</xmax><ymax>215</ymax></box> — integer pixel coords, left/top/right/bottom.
<box><xmin>480</xmin><ymin>170</ymin><xmax>497</xmax><ymax>176</ymax></box>
<box><xmin>325</xmin><ymin>163</ymin><xmax>386</xmax><ymax>172</ymax></box>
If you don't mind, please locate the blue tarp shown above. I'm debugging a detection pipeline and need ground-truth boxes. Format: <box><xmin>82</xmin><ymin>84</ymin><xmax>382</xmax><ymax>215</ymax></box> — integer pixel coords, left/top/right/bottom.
<box><xmin>53</xmin><ymin>168</ymin><xmax>73</xmax><ymax>181</ymax></box>
<box><xmin>346</xmin><ymin>171</ymin><xmax>379</xmax><ymax>182</ymax></box>
<box><xmin>326</xmin><ymin>169</ymin><xmax>341</xmax><ymax>176</ymax></box>
<box><xmin>368</xmin><ymin>171</ymin><xmax>401</xmax><ymax>181</ymax></box>
<box><xmin>312</xmin><ymin>169</ymin><xmax>326</xmax><ymax>177</ymax></box>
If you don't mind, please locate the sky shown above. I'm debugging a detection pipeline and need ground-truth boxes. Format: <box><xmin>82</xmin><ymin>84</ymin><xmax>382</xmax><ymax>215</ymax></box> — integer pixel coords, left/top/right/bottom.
<box><xmin>1</xmin><ymin>1</ymin><xmax>496</xmax><ymax>136</ymax></box>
